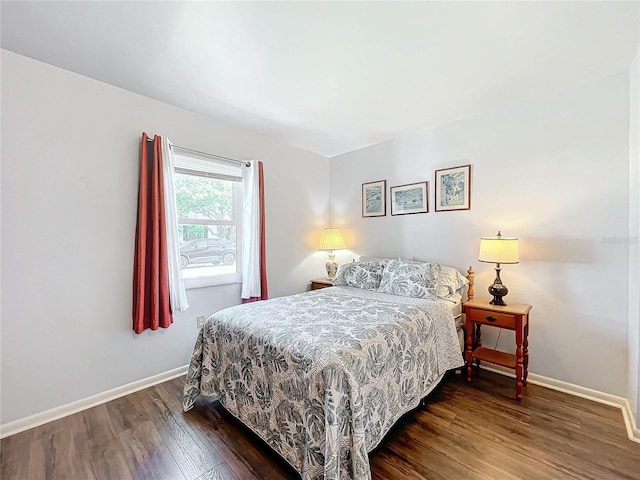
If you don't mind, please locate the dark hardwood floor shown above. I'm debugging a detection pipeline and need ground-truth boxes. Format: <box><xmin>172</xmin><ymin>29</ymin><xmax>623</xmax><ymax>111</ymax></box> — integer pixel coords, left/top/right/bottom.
<box><xmin>2</xmin><ymin>370</ymin><xmax>639</xmax><ymax>479</ymax></box>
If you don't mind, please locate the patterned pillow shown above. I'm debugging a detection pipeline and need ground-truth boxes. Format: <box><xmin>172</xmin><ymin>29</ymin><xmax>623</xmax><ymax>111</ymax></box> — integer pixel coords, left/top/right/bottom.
<box><xmin>332</xmin><ymin>261</ymin><xmax>386</xmax><ymax>291</ymax></box>
<box><xmin>378</xmin><ymin>259</ymin><xmax>440</xmax><ymax>299</ymax></box>
<box><xmin>409</xmin><ymin>258</ymin><xmax>470</xmax><ymax>300</ymax></box>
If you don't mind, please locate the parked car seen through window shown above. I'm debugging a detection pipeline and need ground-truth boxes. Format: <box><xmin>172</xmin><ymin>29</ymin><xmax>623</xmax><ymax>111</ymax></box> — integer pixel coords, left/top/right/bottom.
<box><xmin>179</xmin><ymin>238</ymin><xmax>236</xmax><ymax>268</ymax></box>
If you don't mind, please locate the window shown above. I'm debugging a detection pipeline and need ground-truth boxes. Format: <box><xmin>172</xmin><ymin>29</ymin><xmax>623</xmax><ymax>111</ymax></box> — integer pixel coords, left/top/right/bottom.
<box><xmin>173</xmin><ymin>147</ymin><xmax>242</xmax><ymax>287</ymax></box>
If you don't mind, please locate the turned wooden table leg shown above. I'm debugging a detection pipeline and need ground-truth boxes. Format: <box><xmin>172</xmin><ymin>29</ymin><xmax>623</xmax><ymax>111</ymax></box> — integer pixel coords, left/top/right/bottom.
<box><xmin>523</xmin><ymin>320</ymin><xmax>529</xmax><ymax>386</ymax></box>
<box><xmin>515</xmin><ymin>344</ymin><xmax>524</xmax><ymax>399</ymax></box>
<box><xmin>515</xmin><ymin>315</ymin><xmax>524</xmax><ymax>399</ymax></box>
<box><xmin>466</xmin><ymin>321</ymin><xmax>474</xmax><ymax>382</ymax></box>
<box><xmin>474</xmin><ymin>323</ymin><xmax>482</xmax><ymax>370</ymax></box>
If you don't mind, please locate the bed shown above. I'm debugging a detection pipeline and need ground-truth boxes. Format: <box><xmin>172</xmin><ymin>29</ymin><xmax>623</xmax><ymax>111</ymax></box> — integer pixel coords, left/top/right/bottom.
<box><xmin>183</xmin><ymin>258</ymin><xmax>472</xmax><ymax>480</ymax></box>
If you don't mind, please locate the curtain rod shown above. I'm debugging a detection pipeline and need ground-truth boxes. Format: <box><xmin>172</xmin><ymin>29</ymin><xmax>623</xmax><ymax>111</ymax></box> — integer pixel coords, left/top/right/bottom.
<box><xmin>172</xmin><ymin>144</ymin><xmax>251</xmax><ymax>167</ymax></box>
<box><xmin>145</xmin><ymin>138</ymin><xmax>250</xmax><ymax>167</ymax></box>
<box><xmin>144</xmin><ymin>137</ymin><xmax>251</xmax><ymax>167</ymax></box>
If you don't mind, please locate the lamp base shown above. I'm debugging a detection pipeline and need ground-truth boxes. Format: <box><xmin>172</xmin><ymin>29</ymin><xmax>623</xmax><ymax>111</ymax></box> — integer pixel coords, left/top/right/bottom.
<box><xmin>489</xmin><ymin>289</ymin><xmax>508</xmax><ymax>306</ymax></box>
<box><xmin>326</xmin><ymin>253</ymin><xmax>338</xmax><ymax>280</ymax></box>
<box><xmin>488</xmin><ymin>265</ymin><xmax>509</xmax><ymax>306</ymax></box>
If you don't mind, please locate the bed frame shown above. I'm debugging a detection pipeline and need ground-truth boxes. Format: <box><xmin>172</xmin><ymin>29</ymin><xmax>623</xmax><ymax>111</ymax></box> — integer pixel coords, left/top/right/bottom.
<box><xmin>466</xmin><ymin>266</ymin><xmax>475</xmax><ymax>301</ymax></box>
<box><xmin>452</xmin><ymin>266</ymin><xmax>474</xmax><ymax>375</ymax></box>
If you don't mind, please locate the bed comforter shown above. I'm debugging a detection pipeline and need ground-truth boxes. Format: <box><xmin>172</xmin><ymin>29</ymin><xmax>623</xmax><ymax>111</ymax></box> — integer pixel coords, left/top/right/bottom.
<box><xmin>183</xmin><ymin>286</ymin><xmax>464</xmax><ymax>480</ymax></box>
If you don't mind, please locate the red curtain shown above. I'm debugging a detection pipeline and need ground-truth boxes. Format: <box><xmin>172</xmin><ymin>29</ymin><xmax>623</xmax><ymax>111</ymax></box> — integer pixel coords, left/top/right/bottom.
<box><xmin>132</xmin><ymin>133</ymin><xmax>173</xmax><ymax>333</ymax></box>
<box><xmin>243</xmin><ymin>161</ymin><xmax>269</xmax><ymax>303</ymax></box>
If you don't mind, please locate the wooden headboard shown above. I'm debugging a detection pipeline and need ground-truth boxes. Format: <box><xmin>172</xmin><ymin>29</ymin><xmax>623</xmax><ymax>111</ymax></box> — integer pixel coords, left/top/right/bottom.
<box><xmin>466</xmin><ymin>266</ymin><xmax>475</xmax><ymax>301</ymax></box>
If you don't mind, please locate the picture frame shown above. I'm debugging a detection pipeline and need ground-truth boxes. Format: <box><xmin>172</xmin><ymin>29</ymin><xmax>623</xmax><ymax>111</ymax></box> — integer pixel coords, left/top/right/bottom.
<box><xmin>362</xmin><ymin>180</ymin><xmax>386</xmax><ymax>217</ymax></box>
<box><xmin>434</xmin><ymin>164</ymin><xmax>471</xmax><ymax>212</ymax></box>
<box><xmin>390</xmin><ymin>181</ymin><xmax>429</xmax><ymax>215</ymax></box>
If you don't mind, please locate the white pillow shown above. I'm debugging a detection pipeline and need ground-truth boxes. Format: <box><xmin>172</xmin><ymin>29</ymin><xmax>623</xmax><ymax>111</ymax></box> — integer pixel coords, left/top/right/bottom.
<box><xmin>438</xmin><ymin>265</ymin><xmax>469</xmax><ymax>299</ymax></box>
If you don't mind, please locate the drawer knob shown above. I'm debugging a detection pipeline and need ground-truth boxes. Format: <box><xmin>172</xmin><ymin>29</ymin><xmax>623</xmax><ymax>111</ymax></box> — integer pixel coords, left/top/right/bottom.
<box><xmin>486</xmin><ymin>315</ymin><xmax>498</xmax><ymax>322</ymax></box>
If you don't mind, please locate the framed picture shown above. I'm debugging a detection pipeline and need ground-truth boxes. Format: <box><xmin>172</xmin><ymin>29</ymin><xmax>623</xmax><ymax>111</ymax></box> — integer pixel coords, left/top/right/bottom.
<box><xmin>435</xmin><ymin>164</ymin><xmax>471</xmax><ymax>211</ymax></box>
<box><xmin>362</xmin><ymin>180</ymin><xmax>386</xmax><ymax>217</ymax></box>
<box><xmin>390</xmin><ymin>181</ymin><xmax>429</xmax><ymax>215</ymax></box>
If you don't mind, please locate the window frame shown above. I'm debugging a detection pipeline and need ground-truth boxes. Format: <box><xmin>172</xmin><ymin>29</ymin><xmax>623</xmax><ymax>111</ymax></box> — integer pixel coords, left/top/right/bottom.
<box><xmin>172</xmin><ymin>148</ymin><xmax>243</xmax><ymax>290</ymax></box>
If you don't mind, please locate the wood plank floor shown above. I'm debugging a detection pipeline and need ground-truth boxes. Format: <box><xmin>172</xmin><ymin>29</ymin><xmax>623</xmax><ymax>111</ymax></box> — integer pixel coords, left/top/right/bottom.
<box><xmin>2</xmin><ymin>370</ymin><xmax>639</xmax><ymax>479</ymax></box>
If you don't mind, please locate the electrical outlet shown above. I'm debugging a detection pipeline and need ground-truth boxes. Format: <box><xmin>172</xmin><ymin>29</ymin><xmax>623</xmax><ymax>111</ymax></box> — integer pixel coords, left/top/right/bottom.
<box><xmin>197</xmin><ymin>315</ymin><xmax>205</xmax><ymax>328</ymax></box>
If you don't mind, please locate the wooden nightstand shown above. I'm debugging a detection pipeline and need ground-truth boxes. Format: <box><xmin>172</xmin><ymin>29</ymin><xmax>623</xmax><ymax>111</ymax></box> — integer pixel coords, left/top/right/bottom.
<box><xmin>463</xmin><ymin>298</ymin><xmax>532</xmax><ymax>399</ymax></box>
<box><xmin>310</xmin><ymin>278</ymin><xmax>333</xmax><ymax>290</ymax></box>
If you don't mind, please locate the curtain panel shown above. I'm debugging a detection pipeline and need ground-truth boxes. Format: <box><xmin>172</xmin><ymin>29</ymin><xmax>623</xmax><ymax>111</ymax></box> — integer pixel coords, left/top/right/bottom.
<box><xmin>162</xmin><ymin>138</ymin><xmax>189</xmax><ymax>312</ymax></box>
<box><xmin>132</xmin><ymin>133</ymin><xmax>189</xmax><ymax>333</ymax></box>
<box><xmin>241</xmin><ymin>161</ymin><xmax>269</xmax><ymax>302</ymax></box>
<box><xmin>133</xmin><ymin>134</ymin><xmax>173</xmax><ymax>333</ymax></box>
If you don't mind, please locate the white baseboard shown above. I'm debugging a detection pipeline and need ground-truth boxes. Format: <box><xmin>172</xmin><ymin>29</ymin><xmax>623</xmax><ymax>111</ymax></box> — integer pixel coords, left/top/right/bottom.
<box><xmin>480</xmin><ymin>365</ymin><xmax>640</xmax><ymax>444</ymax></box>
<box><xmin>0</xmin><ymin>365</ymin><xmax>189</xmax><ymax>439</ymax></box>
<box><xmin>3</xmin><ymin>364</ymin><xmax>639</xmax><ymax>444</ymax></box>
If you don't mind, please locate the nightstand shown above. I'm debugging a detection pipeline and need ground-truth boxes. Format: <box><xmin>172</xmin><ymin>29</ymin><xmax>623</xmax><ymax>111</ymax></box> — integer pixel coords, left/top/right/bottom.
<box><xmin>463</xmin><ymin>298</ymin><xmax>532</xmax><ymax>399</ymax></box>
<box><xmin>310</xmin><ymin>278</ymin><xmax>333</xmax><ymax>290</ymax></box>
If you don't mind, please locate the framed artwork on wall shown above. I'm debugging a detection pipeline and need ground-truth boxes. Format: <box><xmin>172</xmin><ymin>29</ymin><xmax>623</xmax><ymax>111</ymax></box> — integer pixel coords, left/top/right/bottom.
<box><xmin>362</xmin><ymin>180</ymin><xmax>386</xmax><ymax>217</ymax></box>
<box><xmin>435</xmin><ymin>164</ymin><xmax>471</xmax><ymax>212</ymax></box>
<box><xmin>390</xmin><ymin>181</ymin><xmax>429</xmax><ymax>215</ymax></box>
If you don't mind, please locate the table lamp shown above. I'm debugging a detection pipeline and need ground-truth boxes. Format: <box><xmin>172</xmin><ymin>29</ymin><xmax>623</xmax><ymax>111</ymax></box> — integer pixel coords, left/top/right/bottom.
<box><xmin>319</xmin><ymin>228</ymin><xmax>346</xmax><ymax>280</ymax></box>
<box><xmin>478</xmin><ymin>231</ymin><xmax>519</xmax><ymax>306</ymax></box>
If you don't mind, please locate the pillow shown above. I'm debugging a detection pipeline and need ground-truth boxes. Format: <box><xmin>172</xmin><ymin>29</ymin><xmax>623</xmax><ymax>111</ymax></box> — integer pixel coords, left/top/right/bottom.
<box><xmin>358</xmin><ymin>255</ymin><xmax>469</xmax><ymax>301</ymax></box>
<box><xmin>411</xmin><ymin>257</ymin><xmax>469</xmax><ymax>300</ymax></box>
<box><xmin>332</xmin><ymin>261</ymin><xmax>386</xmax><ymax>291</ymax></box>
<box><xmin>357</xmin><ymin>255</ymin><xmax>390</xmax><ymax>265</ymax></box>
<box><xmin>437</xmin><ymin>265</ymin><xmax>469</xmax><ymax>299</ymax></box>
<box><xmin>378</xmin><ymin>259</ymin><xmax>440</xmax><ymax>299</ymax></box>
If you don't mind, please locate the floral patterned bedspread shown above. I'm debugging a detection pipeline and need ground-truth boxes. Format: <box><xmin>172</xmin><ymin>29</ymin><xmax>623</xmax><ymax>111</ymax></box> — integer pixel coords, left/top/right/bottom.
<box><xmin>183</xmin><ymin>286</ymin><xmax>463</xmax><ymax>480</ymax></box>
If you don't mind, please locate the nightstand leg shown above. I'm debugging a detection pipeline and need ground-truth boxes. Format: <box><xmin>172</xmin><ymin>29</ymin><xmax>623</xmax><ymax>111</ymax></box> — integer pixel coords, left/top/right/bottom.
<box><xmin>474</xmin><ymin>324</ymin><xmax>482</xmax><ymax>370</ymax></box>
<box><xmin>515</xmin><ymin>318</ymin><xmax>524</xmax><ymax>400</ymax></box>
<box><xmin>523</xmin><ymin>321</ymin><xmax>529</xmax><ymax>386</ymax></box>
<box><xmin>515</xmin><ymin>346</ymin><xmax>523</xmax><ymax>399</ymax></box>
<box><xmin>466</xmin><ymin>323</ymin><xmax>473</xmax><ymax>382</ymax></box>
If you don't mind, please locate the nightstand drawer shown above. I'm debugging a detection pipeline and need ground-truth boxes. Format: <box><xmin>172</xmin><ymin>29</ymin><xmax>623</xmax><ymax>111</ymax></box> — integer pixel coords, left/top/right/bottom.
<box><xmin>466</xmin><ymin>308</ymin><xmax>516</xmax><ymax>329</ymax></box>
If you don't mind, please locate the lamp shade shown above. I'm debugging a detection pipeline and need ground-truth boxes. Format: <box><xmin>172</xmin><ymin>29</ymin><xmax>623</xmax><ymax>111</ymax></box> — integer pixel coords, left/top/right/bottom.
<box><xmin>318</xmin><ymin>228</ymin><xmax>346</xmax><ymax>251</ymax></box>
<box><xmin>478</xmin><ymin>232</ymin><xmax>519</xmax><ymax>264</ymax></box>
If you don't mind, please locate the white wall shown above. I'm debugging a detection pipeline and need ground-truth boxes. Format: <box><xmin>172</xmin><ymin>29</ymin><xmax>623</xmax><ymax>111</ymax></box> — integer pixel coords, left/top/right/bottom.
<box><xmin>2</xmin><ymin>46</ymin><xmax>635</xmax><ymax>427</ymax></box>
<box><xmin>0</xmin><ymin>50</ymin><xmax>328</xmax><ymax>425</ymax></box>
<box><xmin>330</xmin><ymin>73</ymin><xmax>631</xmax><ymax>396</ymax></box>
<box><xmin>629</xmin><ymin>44</ymin><xmax>640</xmax><ymax>429</ymax></box>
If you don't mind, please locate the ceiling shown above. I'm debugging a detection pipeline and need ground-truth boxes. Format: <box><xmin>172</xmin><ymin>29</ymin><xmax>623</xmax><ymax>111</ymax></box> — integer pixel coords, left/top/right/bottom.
<box><xmin>1</xmin><ymin>1</ymin><xmax>638</xmax><ymax>157</ymax></box>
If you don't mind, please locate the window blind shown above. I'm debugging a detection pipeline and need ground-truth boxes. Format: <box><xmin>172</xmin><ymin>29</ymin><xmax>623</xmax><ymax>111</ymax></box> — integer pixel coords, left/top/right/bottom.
<box><xmin>173</xmin><ymin>148</ymin><xmax>242</xmax><ymax>182</ymax></box>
